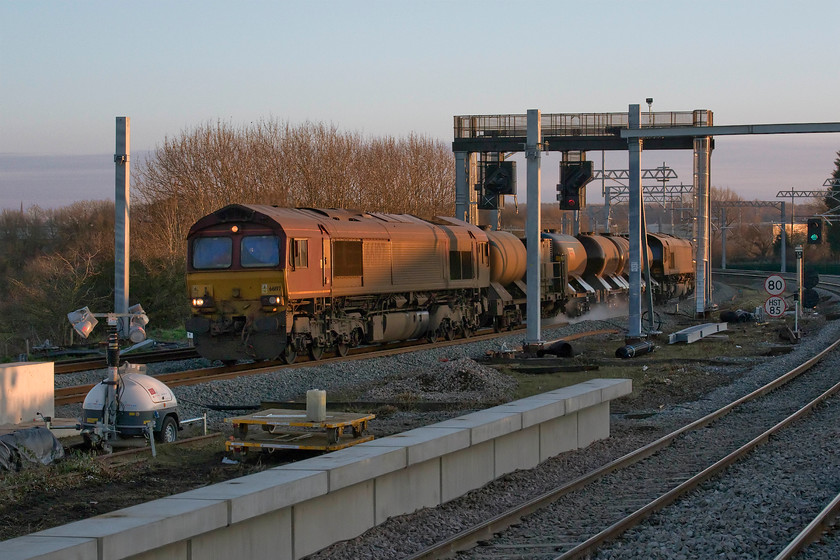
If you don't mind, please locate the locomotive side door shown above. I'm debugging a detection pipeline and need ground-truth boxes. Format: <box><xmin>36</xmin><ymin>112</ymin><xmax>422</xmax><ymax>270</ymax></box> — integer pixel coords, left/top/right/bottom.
<box><xmin>318</xmin><ymin>225</ymin><xmax>332</xmax><ymax>296</ymax></box>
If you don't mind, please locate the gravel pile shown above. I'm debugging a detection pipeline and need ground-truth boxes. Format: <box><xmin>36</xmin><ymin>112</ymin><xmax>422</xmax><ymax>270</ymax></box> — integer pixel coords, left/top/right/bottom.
<box><xmin>360</xmin><ymin>357</ymin><xmax>517</xmax><ymax>403</ymax></box>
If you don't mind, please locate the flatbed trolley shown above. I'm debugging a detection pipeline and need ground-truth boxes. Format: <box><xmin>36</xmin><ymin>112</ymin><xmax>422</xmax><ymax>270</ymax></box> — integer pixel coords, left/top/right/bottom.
<box><xmin>225</xmin><ymin>408</ymin><xmax>375</xmax><ymax>454</ymax></box>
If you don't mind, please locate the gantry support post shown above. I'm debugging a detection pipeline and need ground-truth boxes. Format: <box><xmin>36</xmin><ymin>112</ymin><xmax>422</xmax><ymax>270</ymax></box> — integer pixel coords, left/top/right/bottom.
<box><xmin>693</xmin><ymin>137</ymin><xmax>712</xmax><ymax>317</ymax></box>
<box><xmin>525</xmin><ymin>109</ymin><xmax>543</xmax><ymax>347</ymax></box>
<box><xmin>114</xmin><ymin>117</ymin><xmax>130</xmax><ymax>338</ymax></box>
<box><xmin>455</xmin><ymin>152</ymin><xmax>469</xmax><ymax>223</ymax></box>
<box><xmin>627</xmin><ymin>105</ymin><xmax>643</xmax><ymax>341</ymax></box>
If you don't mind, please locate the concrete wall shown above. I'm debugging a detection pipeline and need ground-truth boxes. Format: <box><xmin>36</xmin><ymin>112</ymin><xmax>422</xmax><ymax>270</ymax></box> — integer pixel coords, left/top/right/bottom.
<box><xmin>0</xmin><ymin>378</ymin><xmax>631</xmax><ymax>560</ymax></box>
<box><xmin>0</xmin><ymin>362</ymin><xmax>54</xmax><ymax>425</ymax></box>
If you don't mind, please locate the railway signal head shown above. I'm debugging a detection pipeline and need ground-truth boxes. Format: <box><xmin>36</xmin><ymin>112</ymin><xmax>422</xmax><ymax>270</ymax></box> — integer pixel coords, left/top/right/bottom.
<box><xmin>484</xmin><ymin>161</ymin><xmax>516</xmax><ymax>196</ymax></box>
<box><xmin>557</xmin><ymin>161</ymin><xmax>593</xmax><ymax>210</ymax></box>
<box><xmin>807</xmin><ymin>217</ymin><xmax>823</xmax><ymax>244</ymax></box>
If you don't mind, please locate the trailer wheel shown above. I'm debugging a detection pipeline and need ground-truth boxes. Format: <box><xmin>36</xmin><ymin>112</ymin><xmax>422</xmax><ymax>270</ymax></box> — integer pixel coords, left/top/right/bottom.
<box><xmin>155</xmin><ymin>416</ymin><xmax>178</xmax><ymax>444</ymax></box>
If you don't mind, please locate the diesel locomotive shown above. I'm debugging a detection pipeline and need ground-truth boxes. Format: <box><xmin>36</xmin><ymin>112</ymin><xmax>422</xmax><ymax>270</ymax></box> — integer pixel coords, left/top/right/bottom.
<box><xmin>185</xmin><ymin>205</ymin><xmax>695</xmax><ymax>363</ymax></box>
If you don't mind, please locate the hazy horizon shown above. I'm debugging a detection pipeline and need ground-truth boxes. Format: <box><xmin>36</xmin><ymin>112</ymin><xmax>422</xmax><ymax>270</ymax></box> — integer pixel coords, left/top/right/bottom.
<box><xmin>2</xmin><ymin>134</ymin><xmax>836</xmax><ymax>211</ymax></box>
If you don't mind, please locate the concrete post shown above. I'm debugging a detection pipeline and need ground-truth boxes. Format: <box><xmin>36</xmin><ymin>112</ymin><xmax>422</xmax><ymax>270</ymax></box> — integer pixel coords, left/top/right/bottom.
<box><xmin>627</xmin><ymin>105</ymin><xmax>642</xmax><ymax>340</ymax></box>
<box><xmin>455</xmin><ymin>152</ymin><xmax>468</xmax><ymax>222</ymax></box>
<box><xmin>525</xmin><ymin>109</ymin><xmax>543</xmax><ymax>346</ymax></box>
<box><xmin>115</xmin><ymin>117</ymin><xmax>130</xmax><ymax>337</ymax></box>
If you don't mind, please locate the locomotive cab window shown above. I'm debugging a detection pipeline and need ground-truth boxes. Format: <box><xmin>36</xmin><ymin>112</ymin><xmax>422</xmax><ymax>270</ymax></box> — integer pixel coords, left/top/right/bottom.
<box><xmin>241</xmin><ymin>235</ymin><xmax>280</xmax><ymax>268</ymax></box>
<box><xmin>289</xmin><ymin>239</ymin><xmax>309</xmax><ymax>269</ymax></box>
<box><xmin>449</xmin><ymin>250</ymin><xmax>474</xmax><ymax>280</ymax></box>
<box><xmin>192</xmin><ymin>237</ymin><xmax>232</xmax><ymax>269</ymax></box>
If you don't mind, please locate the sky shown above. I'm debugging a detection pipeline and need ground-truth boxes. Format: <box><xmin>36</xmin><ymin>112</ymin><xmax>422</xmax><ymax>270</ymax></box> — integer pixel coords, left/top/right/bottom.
<box><xmin>2</xmin><ymin>1</ymin><xmax>839</xmax><ymax>211</ymax></box>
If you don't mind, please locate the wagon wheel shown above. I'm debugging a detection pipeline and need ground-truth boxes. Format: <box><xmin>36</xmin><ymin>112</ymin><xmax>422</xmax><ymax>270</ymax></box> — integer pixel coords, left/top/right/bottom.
<box><xmin>462</xmin><ymin>320</ymin><xmax>473</xmax><ymax>339</ymax></box>
<box><xmin>427</xmin><ymin>330</ymin><xmax>438</xmax><ymax>343</ymax></box>
<box><xmin>309</xmin><ymin>344</ymin><xmax>324</xmax><ymax>361</ymax></box>
<box><xmin>336</xmin><ymin>343</ymin><xmax>349</xmax><ymax>358</ymax></box>
<box><xmin>352</xmin><ymin>420</ymin><xmax>368</xmax><ymax>438</ymax></box>
<box><xmin>326</xmin><ymin>427</ymin><xmax>340</xmax><ymax>444</ymax></box>
<box><xmin>282</xmin><ymin>345</ymin><xmax>297</xmax><ymax>364</ymax></box>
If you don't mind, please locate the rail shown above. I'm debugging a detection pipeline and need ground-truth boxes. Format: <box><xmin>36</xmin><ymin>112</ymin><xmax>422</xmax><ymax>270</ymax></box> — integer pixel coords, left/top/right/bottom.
<box><xmin>407</xmin><ymin>332</ymin><xmax>840</xmax><ymax>559</ymax></box>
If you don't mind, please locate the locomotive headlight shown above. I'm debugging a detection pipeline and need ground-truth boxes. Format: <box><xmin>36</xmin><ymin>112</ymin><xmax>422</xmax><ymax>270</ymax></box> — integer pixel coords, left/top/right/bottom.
<box><xmin>191</xmin><ymin>296</ymin><xmax>214</xmax><ymax>308</ymax></box>
<box><xmin>260</xmin><ymin>295</ymin><xmax>282</xmax><ymax>306</ymax></box>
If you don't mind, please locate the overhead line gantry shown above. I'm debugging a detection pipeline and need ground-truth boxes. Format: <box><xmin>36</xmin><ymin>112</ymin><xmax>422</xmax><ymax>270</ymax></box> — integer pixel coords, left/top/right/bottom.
<box><xmin>453</xmin><ymin>107</ymin><xmax>840</xmax><ymax>346</ymax></box>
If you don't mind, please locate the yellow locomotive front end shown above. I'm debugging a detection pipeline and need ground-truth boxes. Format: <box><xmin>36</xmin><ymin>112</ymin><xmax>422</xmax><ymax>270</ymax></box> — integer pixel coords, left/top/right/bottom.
<box><xmin>186</xmin><ymin>212</ymin><xmax>289</xmax><ymax>363</ymax></box>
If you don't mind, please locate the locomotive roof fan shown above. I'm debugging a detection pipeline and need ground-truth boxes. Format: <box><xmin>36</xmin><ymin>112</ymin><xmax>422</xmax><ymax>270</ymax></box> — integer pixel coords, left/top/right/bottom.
<box><xmin>68</xmin><ymin>307</ymin><xmax>180</xmax><ymax>452</ymax></box>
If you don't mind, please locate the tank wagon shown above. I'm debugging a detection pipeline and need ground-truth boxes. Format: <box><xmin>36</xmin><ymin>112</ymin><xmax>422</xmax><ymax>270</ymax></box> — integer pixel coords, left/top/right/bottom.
<box><xmin>186</xmin><ymin>205</ymin><xmax>695</xmax><ymax>363</ymax></box>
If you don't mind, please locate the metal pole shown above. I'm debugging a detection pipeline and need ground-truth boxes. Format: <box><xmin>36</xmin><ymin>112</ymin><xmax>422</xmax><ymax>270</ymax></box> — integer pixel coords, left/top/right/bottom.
<box><xmin>780</xmin><ymin>202</ymin><xmax>787</xmax><ymax>273</ymax></box>
<box><xmin>795</xmin><ymin>245</ymin><xmax>803</xmax><ymax>336</ymax></box>
<box><xmin>797</xmin><ymin>245</ymin><xmax>803</xmax><ymax>321</ymax></box>
<box><xmin>104</xmin><ymin>320</ymin><xmax>120</xmax><ymax>444</ymax></box>
<box><xmin>627</xmin><ymin>104</ymin><xmax>643</xmax><ymax>341</ymax></box>
<box><xmin>640</xmin><ymin>203</ymin><xmax>656</xmax><ymax>333</ymax></box>
<box><xmin>454</xmin><ymin>152</ymin><xmax>468</xmax><ymax>222</ymax></box>
<box><xmin>115</xmin><ymin>117</ymin><xmax>130</xmax><ymax>337</ymax></box>
<box><xmin>693</xmin><ymin>137</ymin><xmax>711</xmax><ymax>317</ymax></box>
<box><xmin>525</xmin><ymin>109</ymin><xmax>543</xmax><ymax>346</ymax></box>
<box><xmin>721</xmin><ymin>207</ymin><xmax>727</xmax><ymax>270</ymax></box>
<box><xmin>468</xmin><ymin>153</ymin><xmax>478</xmax><ymax>225</ymax></box>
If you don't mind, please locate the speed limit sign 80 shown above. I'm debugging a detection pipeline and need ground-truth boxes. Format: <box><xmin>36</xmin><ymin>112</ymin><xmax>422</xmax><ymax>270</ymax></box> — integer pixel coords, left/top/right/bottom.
<box><xmin>764</xmin><ymin>275</ymin><xmax>786</xmax><ymax>296</ymax></box>
<box><xmin>764</xmin><ymin>296</ymin><xmax>787</xmax><ymax>317</ymax></box>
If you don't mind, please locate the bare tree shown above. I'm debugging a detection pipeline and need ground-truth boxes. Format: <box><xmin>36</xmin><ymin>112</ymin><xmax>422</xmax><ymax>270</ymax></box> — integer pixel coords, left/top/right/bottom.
<box><xmin>133</xmin><ymin>119</ymin><xmax>455</xmax><ymax>258</ymax></box>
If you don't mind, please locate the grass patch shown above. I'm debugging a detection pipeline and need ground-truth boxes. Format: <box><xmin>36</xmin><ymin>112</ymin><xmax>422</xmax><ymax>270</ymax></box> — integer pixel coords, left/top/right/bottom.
<box><xmin>147</xmin><ymin>326</ymin><xmax>189</xmax><ymax>343</ymax></box>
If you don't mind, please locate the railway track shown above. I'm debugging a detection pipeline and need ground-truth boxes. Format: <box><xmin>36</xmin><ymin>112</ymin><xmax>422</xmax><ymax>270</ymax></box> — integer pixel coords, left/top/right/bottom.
<box><xmin>54</xmin><ymin>347</ymin><xmax>199</xmax><ymax>374</ymax></box>
<box><xmin>56</xmin><ymin>325</ymin><xmax>613</xmax><ymax>407</ymax></box>
<box><xmin>406</xmin><ymin>330</ymin><xmax>840</xmax><ymax>559</ymax></box>
<box><xmin>777</xmin><ymin>491</ymin><xmax>840</xmax><ymax>559</ymax></box>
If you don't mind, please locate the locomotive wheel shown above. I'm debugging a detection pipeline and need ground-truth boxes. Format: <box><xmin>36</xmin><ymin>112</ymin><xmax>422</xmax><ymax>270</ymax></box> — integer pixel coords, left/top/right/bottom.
<box><xmin>443</xmin><ymin>321</ymin><xmax>456</xmax><ymax>341</ymax></box>
<box><xmin>309</xmin><ymin>345</ymin><xmax>324</xmax><ymax>361</ymax></box>
<box><xmin>336</xmin><ymin>343</ymin><xmax>349</xmax><ymax>357</ymax></box>
<box><xmin>282</xmin><ymin>346</ymin><xmax>297</xmax><ymax>364</ymax></box>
